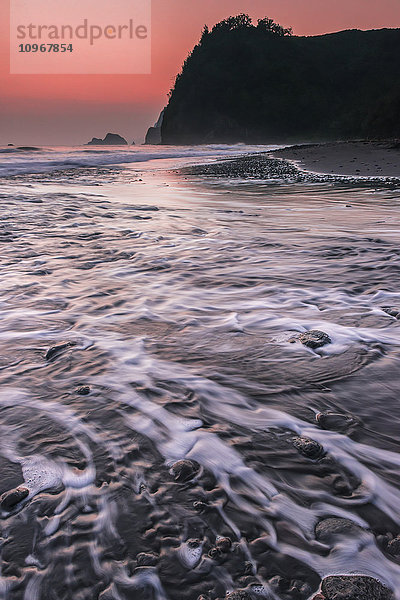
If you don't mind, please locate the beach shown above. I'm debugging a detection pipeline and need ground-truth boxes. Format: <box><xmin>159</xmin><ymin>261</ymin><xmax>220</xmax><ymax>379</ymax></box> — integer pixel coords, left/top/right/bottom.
<box><xmin>272</xmin><ymin>140</ymin><xmax>400</xmax><ymax>177</ymax></box>
<box><xmin>183</xmin><ymin>140</ymin><xmax>400</xmax><ymax>184</ymax></box>
<box><xmin>0</xmin><ymin>144</ymin><xmax>400</xmax><ymax>600</ymax></box>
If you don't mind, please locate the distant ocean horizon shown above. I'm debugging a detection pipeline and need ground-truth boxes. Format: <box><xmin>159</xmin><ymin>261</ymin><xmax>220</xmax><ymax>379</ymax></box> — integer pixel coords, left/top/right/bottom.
<box><xmin>0</xmin><ymin>144</ymin><xmax>282</xmax><ymax>177</ymax></box>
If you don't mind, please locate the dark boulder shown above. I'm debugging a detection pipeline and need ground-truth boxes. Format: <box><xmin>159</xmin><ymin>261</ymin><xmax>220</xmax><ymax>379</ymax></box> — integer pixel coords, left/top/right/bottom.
<box><xmin>320</xmin><ymin>575</ymin><xmax>393</xmax><ymax>600</ymax></box>
<box><xmin>290</xmin><ymin>330</ymin><xmax>332</xmax><ymax>349</ymax></box>
<box><xmin>315</xmin><ymin>518</ymin><xmax>364</xmax><ymax>543</ymax></box>
<box><xmin>293</xmin><ymin>436</ymin><xmax>324</xmax><ymax>459</ymax></box>
<box><xmin>0</xmin><ymin>486</ymin><xmax>29</xmax><ymax>511</ymax></box>
<box><xmin>170</xmin><ymin>459</ymin><xmax>200</xmax><ymax>482</ymax></box>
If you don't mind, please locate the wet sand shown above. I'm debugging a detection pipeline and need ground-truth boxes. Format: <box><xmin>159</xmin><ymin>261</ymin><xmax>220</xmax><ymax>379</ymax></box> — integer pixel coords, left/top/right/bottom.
<box><xmin>1</xmin><ymin>149</ymin><xmax>400</xmax><ymax>600</ymax></box>
<box><xmin>272</xmin><ymin>141</ymin><xmax>400</xmax><ymax>177</ymax></box>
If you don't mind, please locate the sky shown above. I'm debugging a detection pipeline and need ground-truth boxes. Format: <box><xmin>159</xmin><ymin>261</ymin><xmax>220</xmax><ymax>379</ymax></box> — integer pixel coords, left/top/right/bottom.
<box><xmin>1</xmin><ymin>0</ymin><xmax>400</xmax><ymax>146</ymax></box>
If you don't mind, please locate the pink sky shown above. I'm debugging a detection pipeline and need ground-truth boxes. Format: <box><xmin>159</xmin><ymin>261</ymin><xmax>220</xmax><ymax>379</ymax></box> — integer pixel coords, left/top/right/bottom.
<box><xmin>1</xmin><ymin>0</ymin><xmax>399</xmax><ymax>145</ymax></box>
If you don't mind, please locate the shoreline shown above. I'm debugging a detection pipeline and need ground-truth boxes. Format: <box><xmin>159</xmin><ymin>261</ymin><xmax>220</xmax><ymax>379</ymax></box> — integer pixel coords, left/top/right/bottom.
<box><xmin>271</xmin><ymin>140</ymin><xmax>400</xmax><ymax>178</ymax></box>
<box><xmin>180</xmin><ymin>140</ymin><xmax>400</xmax><ymax>184</ymax></box>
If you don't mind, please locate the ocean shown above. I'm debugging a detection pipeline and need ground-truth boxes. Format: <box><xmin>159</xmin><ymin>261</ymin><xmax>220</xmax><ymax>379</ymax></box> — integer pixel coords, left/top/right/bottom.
<box><xmin>1</xmin><ymin>144</ymin><xmax>400</xmax><ymax>600</ymax></box>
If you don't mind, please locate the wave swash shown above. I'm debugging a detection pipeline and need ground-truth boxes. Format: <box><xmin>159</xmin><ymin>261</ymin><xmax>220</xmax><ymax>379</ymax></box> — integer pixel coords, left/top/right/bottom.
<box><xmin>0</xmin><ymin>146</ymin><xmax>400</xmax><ymax>600</ymax></box>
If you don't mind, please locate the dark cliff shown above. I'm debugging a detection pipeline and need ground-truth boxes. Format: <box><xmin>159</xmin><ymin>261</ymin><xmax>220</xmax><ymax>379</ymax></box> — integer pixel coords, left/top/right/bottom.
<box><xmin>145</xmin><ymin>109</ymin><xmax>165</xmax><ymax>145</ymax></box>
<box><xmin>161</xmin><ymin>16</ymin><xmax>400</xmax><ymax>144</ymax></box>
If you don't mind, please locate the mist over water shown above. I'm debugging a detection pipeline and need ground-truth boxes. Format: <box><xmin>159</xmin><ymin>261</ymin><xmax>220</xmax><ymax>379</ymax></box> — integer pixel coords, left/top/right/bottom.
<box><xmin>1</xmin><ymin>147</ymin><xmax>400</xmax><ymax>599</ymax></box>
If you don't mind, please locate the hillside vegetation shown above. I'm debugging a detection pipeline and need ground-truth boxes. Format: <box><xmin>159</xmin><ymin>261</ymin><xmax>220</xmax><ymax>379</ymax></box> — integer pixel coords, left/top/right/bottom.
<box><xmin>161</xmin><ymin>15</ymin><xmax>400</xmax><ymax>144</ymax></box>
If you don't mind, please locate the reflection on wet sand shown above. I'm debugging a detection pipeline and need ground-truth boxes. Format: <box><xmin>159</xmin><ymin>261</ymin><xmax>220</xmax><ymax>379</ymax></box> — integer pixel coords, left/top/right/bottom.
<box><xmin>0</xmin><ymin>155</ymin><xmax>400</xmax><ymax>599</ymax></box>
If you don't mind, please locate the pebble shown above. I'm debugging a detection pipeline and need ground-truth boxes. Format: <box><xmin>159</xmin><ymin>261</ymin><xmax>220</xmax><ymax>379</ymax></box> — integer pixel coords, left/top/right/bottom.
<box><xmin>45</xmin><ymin>341</ymin><xmax>75</xmax><ymax>361</ymax></box>
<box><xmin>136</xmin><ymin>552</ymin><xmax>158</xmax><ymax>567</ymax></box>
<box><xmin>193</xmin><ymin>500</ymin><xmax>208</xmax><ymax>513</ymax></box>
<box><xmin>382</xmin><ymin>306</ymin><xmax>400</xmax><ymax>319</ymax></box>
<box><xmin>226</xmin><ymin>592</ymin><xmax>252</xmax><ymax>600</ymax></box>
<box><xmin>243</xmin><ymin>562</ymin><xmax>255</xmax><ymax>576</ymax></box>
<box><xmin>316</xmin><ymin>412</ymin><xmax>358</xmax><ymax>433</ymax></box>
<box><xmin>170</xmin><ymin>459</ymin><xmax>201</xmax><ymax>482</ymax></box>
<box><xmin>216</xmin><ymin>537</ymin><xmax>232</xmax><ymax>552</ymax></box>
<box><xmin>208</xmin><ymin>547</ymin><xmax>223</xmax><ymax>560</ymax></box>
<box><xmin>76</xmin><ymin>385</ymin><xmax>91</xmax><ymax>395</ymax></box>
<box><xmin>386</xmin><ymin>536</ymin><xmax>400</xmax><ymax>556</ymax></box>
<box><xmin>134</xmin><ymin>205</ymin><xmax>159</xmax><ymax>211</ymax></box>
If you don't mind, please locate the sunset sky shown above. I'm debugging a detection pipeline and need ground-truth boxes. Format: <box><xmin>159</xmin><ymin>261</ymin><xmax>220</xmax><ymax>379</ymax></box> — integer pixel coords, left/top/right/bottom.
<box><xmin>1</xmin><ymin>0</ymin><xmax>400</xmax><ymax>146</ymax></box>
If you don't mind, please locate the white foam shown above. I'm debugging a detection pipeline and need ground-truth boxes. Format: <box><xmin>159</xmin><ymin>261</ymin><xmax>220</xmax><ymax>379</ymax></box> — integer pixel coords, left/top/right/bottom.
<box><xmin>178</xmin><ymin>540</ymin><xmax>203</xmax><ymax>569</ymax></box>
<box><xmin>0</xmin><ymin>144</ymin><xmax>280</xmax><ymax>177</ymax></box>
<box><xmin>22</xmin><ymin>456</ymin><xmax>63</xmax><ymax>495</ymax></box>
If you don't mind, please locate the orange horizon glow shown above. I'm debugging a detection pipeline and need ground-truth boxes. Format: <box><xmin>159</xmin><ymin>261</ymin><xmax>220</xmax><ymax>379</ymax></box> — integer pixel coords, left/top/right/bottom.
<box><xmin>1</xmin><ymin>0</ymin><xmax>400</xmax><ymax>145</ymax></box>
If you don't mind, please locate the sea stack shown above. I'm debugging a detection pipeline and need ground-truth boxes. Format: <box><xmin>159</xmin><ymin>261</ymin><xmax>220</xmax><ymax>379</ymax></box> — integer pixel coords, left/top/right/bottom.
<box><xmin>145</xmin><ymin>108</ymin><xmax>165</xmax><ymax>144</ymax></box>
<box><xmin>87</xmin><ymin>133</ymin><xmax>128</xmax><ymax>145</ymax></box>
